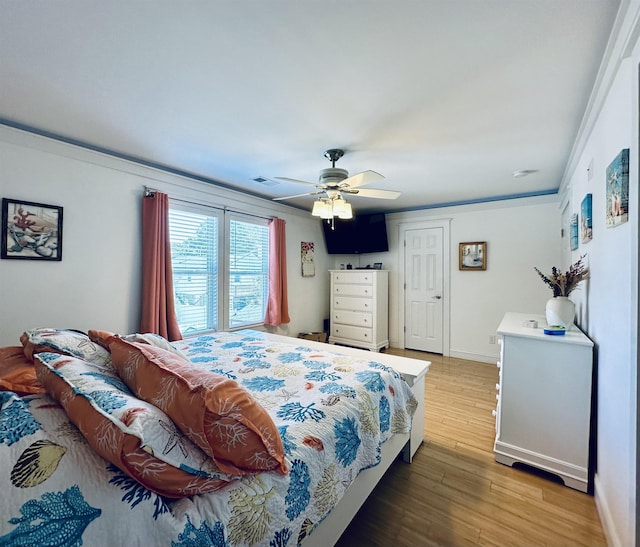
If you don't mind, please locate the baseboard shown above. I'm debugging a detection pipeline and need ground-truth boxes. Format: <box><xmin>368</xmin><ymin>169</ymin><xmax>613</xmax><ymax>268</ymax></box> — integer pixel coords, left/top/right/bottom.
<box><xmin>449</xmin><ymin>349</ymin><xmax>497</xmax><ymax>364</ymax></box>
<box><xmin>595</xmin><ymin>474</ymin><xmax>623</xmax><ymax>547</ymax></box>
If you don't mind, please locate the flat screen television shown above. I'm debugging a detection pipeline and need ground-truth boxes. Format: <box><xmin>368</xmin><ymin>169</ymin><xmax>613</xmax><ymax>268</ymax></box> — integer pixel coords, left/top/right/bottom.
<box><xmin>321</xmin><ymin>213</ymin><xmax>389</xmax><ymax>254</ymax></box>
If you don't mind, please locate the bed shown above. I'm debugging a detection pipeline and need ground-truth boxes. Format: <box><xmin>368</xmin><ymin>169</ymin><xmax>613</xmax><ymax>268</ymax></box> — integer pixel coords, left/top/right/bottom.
<box><xmin>0</xmin><ymin>328</ymin><xmax>429</xmax><ymax>547</ymax></box>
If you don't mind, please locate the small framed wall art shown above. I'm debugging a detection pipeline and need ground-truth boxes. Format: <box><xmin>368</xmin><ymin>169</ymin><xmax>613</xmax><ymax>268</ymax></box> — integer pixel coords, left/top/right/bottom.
<box><xmin>581</xmin><ymin>194</ymin><xmax>592</xmax><ymax>244</ymax></box>
<box><xmin>459</xmin><ymin>241</ymin><xmax>487</xmax><ymax>271</ymax></box>
<box><xmin>301</xmin><ymin>241</ymin><xmax>315</xmax><ymax>277</ymax></box>
<box><xmin>1</xmin><ymin>198</ymin><xmax>63</xmax><ymax>261</ymax></box>
<box><xmin>606</xmin><ymin>148</ymin><xmax>629</xmax><ymax>228</ymax></box>
<box><xmin>570</xmin><ymin>213</ymin><xmax>579</xmax><ymax>250</ymax></box>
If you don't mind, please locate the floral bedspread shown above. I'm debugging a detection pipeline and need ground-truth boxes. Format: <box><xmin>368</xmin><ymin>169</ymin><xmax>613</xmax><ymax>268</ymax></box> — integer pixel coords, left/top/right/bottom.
<box><xmin>0</xmin><ymin>330</ymin><xmax>417</xmax><ymax>546</ymax></box>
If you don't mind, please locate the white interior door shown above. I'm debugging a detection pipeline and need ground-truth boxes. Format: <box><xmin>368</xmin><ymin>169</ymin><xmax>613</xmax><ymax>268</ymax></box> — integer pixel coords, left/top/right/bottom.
<box><xmin>404</xmin><ymin>227</ymin><xmax>443</xmax><ymax>353</ymax></box>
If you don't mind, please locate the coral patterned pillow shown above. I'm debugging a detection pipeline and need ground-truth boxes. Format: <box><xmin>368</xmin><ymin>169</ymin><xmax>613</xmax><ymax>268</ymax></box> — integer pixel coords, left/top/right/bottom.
<box><xmin>34</xmin><ymin>352</ymin><xmax>233</xmax><ymax>498</ymax></box>
<box><xmin>21</xmin><ymin>328</ymin><xmax>113</xmax><ymax>371</ymax></box>
<box><xmin>88</xmin><ymin>329</ymin><xmax>188</xmax><ymax>359</ymax></box>
<box><xmin>109</xmin><ymin>337</ymin><xmax>288</xmax><ymax>476</ymax></box>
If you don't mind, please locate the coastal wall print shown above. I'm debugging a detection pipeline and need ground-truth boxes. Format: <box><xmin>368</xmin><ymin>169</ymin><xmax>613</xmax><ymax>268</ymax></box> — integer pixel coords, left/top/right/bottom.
<box><xmin>581</xmin><ymin>193</ymin><xmax>592</xmax><ymax>244</ymax></box>
<box><xmin>606</xmin><ymin>148</ymin><xmax>629</xmax><ymax>228</ymax></box>
<box><xmin>301</xmin><ymin>241</ymin><xmax>315</xmax><ymax>277</ymax></box>
<box><xmin>459</xmin><ymin>241</ymin><xmax>487</xmax><ymax>270</ymax></box>
<box><xmin>570</xmin><ymin>213</ymin><xmax>579</xmax><ymax>250</ymax></box>
<box><xmin>1</xmin><ymin>198</ymin><xmax>63</xmax><ymax>261</ymax></box>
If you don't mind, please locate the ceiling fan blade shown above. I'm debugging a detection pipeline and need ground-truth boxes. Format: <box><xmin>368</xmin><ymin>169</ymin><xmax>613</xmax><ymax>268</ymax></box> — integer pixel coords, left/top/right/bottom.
<box><xmin>274</xmin><ymin>176</ymin><xmax>318</xmax><ymax>186</ymax></box>
<box><xmin>272</xmin><ymin>191</ymin><xmax>323</xmax><ymax>201</ymax></box>
<box><xmin>340</xmin><ymin>170</ymin><xmax>385</xmax><ymax>189</ymax></box>
<box><xmin>350</xmin><ymin>188</ymin><xmax>401</xmax><ymax>200</ymax></box>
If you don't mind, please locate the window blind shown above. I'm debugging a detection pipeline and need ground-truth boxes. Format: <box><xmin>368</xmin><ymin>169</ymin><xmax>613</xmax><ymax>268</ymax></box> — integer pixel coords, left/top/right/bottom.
<box><xmin>169</xmin><ymin>207</ymin><xmax>270</xmax><ymax>334</ymax></box>
<box><xmin>169</xmin><ymin>209</ymin><xmax>218</xmax><ymax>334</ymax></box>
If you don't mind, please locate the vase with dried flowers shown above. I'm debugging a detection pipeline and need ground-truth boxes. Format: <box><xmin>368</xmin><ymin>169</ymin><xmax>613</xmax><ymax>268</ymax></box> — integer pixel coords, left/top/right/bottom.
<box><xmin>534</xmin><ymin>255</ymin><xmax>589</xmax><ymax>330</ymax></box>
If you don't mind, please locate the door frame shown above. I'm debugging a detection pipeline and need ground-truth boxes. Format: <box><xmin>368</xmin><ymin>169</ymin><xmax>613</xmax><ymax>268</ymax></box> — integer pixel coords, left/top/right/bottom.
<box><xmin>397</xmin><ymin>218</ymin><xmax>451</xmax><ymax>356</ymax></box>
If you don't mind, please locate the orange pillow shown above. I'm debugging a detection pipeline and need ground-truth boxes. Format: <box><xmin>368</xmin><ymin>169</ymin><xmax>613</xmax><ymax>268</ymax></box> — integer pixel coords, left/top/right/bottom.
<box><xmin>109</xmin><ymin>337</ymin><xmax>288</xmax><ymax>476</ymax></box>
<box><xmin>0</xmin><ymin>346</ymin><xmax>45</xmax><ymax>395</ymax></box>
<box><xmin>88</xmin><ymin>329</ymin><xmax>188</xmax><ymax>359</ymax></box>
<box><xmin>87</xmin><ymin>329</ymin><xmax>117</xmax><ymax>350</ymax></box>
<box><xmin>34</xmin><ymin>352</ymin><xmax>231</xmax><ymax>498</ymax></box>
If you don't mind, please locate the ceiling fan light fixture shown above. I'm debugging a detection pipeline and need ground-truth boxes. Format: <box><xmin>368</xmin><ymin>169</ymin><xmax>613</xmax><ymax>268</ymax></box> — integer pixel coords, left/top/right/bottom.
<box><xmin>337</xmin><ymin>202</ymin><xmax>353</xmax><ymax>219</ymax></box>
<box><xmin>332</xmin><ymin>197</ymin><xmax>353</xmax><ymax>219</ymax></box>
<box><xmin>332</xmin><ymin>197</ymin><xmax>347</xmax><ymax>215</ymax></box>
<box><xmin>312</xmin><ymin>199</ymin><xmax>333</xmax><ymax>219</ymax></box>
<box><xmin>275</xmin><ymin>148</ymin><xmax>399</xmax><ymax>214</ymax></box>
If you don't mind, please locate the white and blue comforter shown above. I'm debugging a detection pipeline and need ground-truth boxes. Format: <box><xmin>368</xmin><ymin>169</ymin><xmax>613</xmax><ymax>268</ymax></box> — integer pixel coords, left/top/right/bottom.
<box><xmin>0</xmin><ymin>330</ymin><xmax>416</xmax><ymax>546</ymax></box>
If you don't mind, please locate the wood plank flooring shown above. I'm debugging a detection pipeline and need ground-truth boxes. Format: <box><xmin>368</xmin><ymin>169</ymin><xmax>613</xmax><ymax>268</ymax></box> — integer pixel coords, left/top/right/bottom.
<box><xmin>335</xmin><ymin>350</ymin><xmax>607</xmax><ymax>547</ymax></box>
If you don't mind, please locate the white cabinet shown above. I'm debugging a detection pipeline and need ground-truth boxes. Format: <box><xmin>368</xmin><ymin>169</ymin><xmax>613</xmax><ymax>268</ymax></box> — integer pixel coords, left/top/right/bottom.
<box><xmin>494</xmin><ymin>312</ymin><xmax>594</xmax><ymax>492</ymax></box>
<box><xmin>329</xmin><ymin>270</ymin><xmax>389</xmax><ymax>352</ymax></box>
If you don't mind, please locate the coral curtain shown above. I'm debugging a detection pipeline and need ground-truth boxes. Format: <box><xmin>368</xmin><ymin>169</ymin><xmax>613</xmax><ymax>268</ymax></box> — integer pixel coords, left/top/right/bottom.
<box><xmin>140</xmin><ymin>191</ymin><xmax>182</xmax><ymax>341</ymax></box>
<box><xmin>264</xmin><ymin>218</ymin><xmax>290</xmax><ymax>326</ymax></box>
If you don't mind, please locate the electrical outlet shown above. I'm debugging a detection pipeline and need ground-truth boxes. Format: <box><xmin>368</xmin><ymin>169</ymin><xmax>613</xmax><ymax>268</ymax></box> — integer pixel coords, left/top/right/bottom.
<box><xmin>489</xmin><ymin>335</ymin><xmax>497</xmax><ymax>344</ymax></box>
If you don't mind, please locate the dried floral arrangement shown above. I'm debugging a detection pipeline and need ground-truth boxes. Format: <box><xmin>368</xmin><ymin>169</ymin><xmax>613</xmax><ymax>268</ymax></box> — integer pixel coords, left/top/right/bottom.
<box><xmin>534</xmin><ymin>255</ymin><xmax>589</xmax><ymax>297</ymax></box>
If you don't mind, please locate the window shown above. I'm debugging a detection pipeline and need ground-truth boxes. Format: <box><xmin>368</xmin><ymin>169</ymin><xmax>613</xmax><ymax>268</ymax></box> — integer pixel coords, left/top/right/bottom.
<box><xmin>169</xmin><ymin>207</ymin><xmax>220</xmax><ymax>334</ymax></box>
<box><xmin>169</xmin><ymin>205</ymin><xmax>269</xmax><ymax>335</ymax></box>
<box><xmin>227</xmin><ymin>217</ymin><xmax>270</xmax><ymax>328</ymax></box>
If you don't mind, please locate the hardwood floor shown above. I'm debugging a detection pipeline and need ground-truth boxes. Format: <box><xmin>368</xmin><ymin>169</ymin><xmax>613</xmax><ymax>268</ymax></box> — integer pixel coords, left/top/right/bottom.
<box><xmin>335</xmin><ymin>350</ymin><xmax>607</xmax><ymax>547</ymax></box>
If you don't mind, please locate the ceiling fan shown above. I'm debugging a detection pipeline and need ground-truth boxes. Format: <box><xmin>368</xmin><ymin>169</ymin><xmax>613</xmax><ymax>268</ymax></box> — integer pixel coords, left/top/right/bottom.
<box><xmin>273</xmin><ymin>149</ymin><xmax>401</xmax><ymax>212</ymax></box>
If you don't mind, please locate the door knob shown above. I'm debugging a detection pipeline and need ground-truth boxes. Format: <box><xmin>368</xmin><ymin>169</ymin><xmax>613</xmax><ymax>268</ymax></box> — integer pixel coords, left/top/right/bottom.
<box><xmin>433</xmin><ymin>295</ymin><xmax>442</xmax><ymax>299</ymax></box>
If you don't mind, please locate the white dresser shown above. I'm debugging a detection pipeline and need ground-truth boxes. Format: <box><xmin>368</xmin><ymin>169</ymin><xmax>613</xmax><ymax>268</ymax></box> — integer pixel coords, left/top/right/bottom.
<box><xmin>329</xmin><ymin>270</ymin><xmax>389</xmax><ymax>352</ymax></box>
<box><xmin>494</xmin><ymin>312</ymin><xmax>594</xmax><ymax>492</ymax></box>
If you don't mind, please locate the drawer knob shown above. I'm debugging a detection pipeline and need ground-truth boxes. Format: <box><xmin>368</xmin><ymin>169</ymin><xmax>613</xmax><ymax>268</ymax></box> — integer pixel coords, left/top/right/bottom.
<box><xmin>492</xmin><ymin>410</ymin><xmax>497</xmax><ymax>417</ymax></box>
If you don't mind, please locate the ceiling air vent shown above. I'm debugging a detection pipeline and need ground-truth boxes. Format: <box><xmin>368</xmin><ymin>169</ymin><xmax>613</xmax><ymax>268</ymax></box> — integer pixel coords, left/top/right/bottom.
<box><xmin>252</xmin><ymin>177</ymin><xmax>279</xmax><ymax>186</ymax></box>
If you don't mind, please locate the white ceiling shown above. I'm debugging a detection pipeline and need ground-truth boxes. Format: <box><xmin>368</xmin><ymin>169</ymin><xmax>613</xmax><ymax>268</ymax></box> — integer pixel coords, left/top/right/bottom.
<box><xmin>0</xmin><ymin>1</ymin><xmax>620</xmax><ymax>215</ymax></box>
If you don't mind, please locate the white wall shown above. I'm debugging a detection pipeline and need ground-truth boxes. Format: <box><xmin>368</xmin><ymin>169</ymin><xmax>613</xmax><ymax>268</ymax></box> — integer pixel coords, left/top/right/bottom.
<box><xmin>0</xmin><ymin>126</ymin><xmax>331</xmax><ymax>346</ymax></box>
<box><xmin>383</xmin><ymin>197</ymin><xmax>561</xmax><ymax>362</ymax></box>
<box><xmin>559</xmin><ymin>2</ymin><xmax>638</xmax><ymax>545</ymax></box>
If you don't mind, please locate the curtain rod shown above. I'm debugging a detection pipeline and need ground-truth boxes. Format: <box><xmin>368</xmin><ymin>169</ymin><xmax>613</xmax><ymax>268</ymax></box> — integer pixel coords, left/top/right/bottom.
<box><xmin>145</xmin><ymin>187</ymin><xmax>274</xmax><ymax>221</ymax></box>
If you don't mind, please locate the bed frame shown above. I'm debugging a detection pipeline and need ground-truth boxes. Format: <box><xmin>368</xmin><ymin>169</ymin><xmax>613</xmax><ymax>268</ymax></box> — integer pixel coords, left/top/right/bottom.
<box><xmin>258</xmin><ymin>332</ymin><xmax>430</xmax><ymax>546</ymax></box>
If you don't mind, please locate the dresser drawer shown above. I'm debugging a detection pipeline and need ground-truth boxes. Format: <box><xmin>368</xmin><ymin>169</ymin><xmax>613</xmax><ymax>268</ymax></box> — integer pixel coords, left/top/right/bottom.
<box><xmin>333</xmin><ymin>296</ymin><xmax>373</xmax><ymax>312</ymax></box>
<box><xmin>332</xmin><ymin>272</ymin><xmax>373</xmax><ymax>285</ymax></box>
<box><xmin>333</xmin><ymin>283</ymin><xmax>373</xmax><ymax>297</ymax></box>
<box><xmin>332</xmin><ymin>310</ymin><xmax>372</xmax><ymax>328</ymax></box>
<box><xmin>331</xmin><ymin>324</ymin><xmax>373</xmax><ymax>343</ymax></box>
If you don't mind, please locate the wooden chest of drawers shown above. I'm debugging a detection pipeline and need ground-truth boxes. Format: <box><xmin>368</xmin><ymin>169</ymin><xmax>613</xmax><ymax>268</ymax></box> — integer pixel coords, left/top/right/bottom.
<box><xmin>329</xmin><ymin>270</ymin><xmax>388</xmax><ymax>351</ymax></box>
